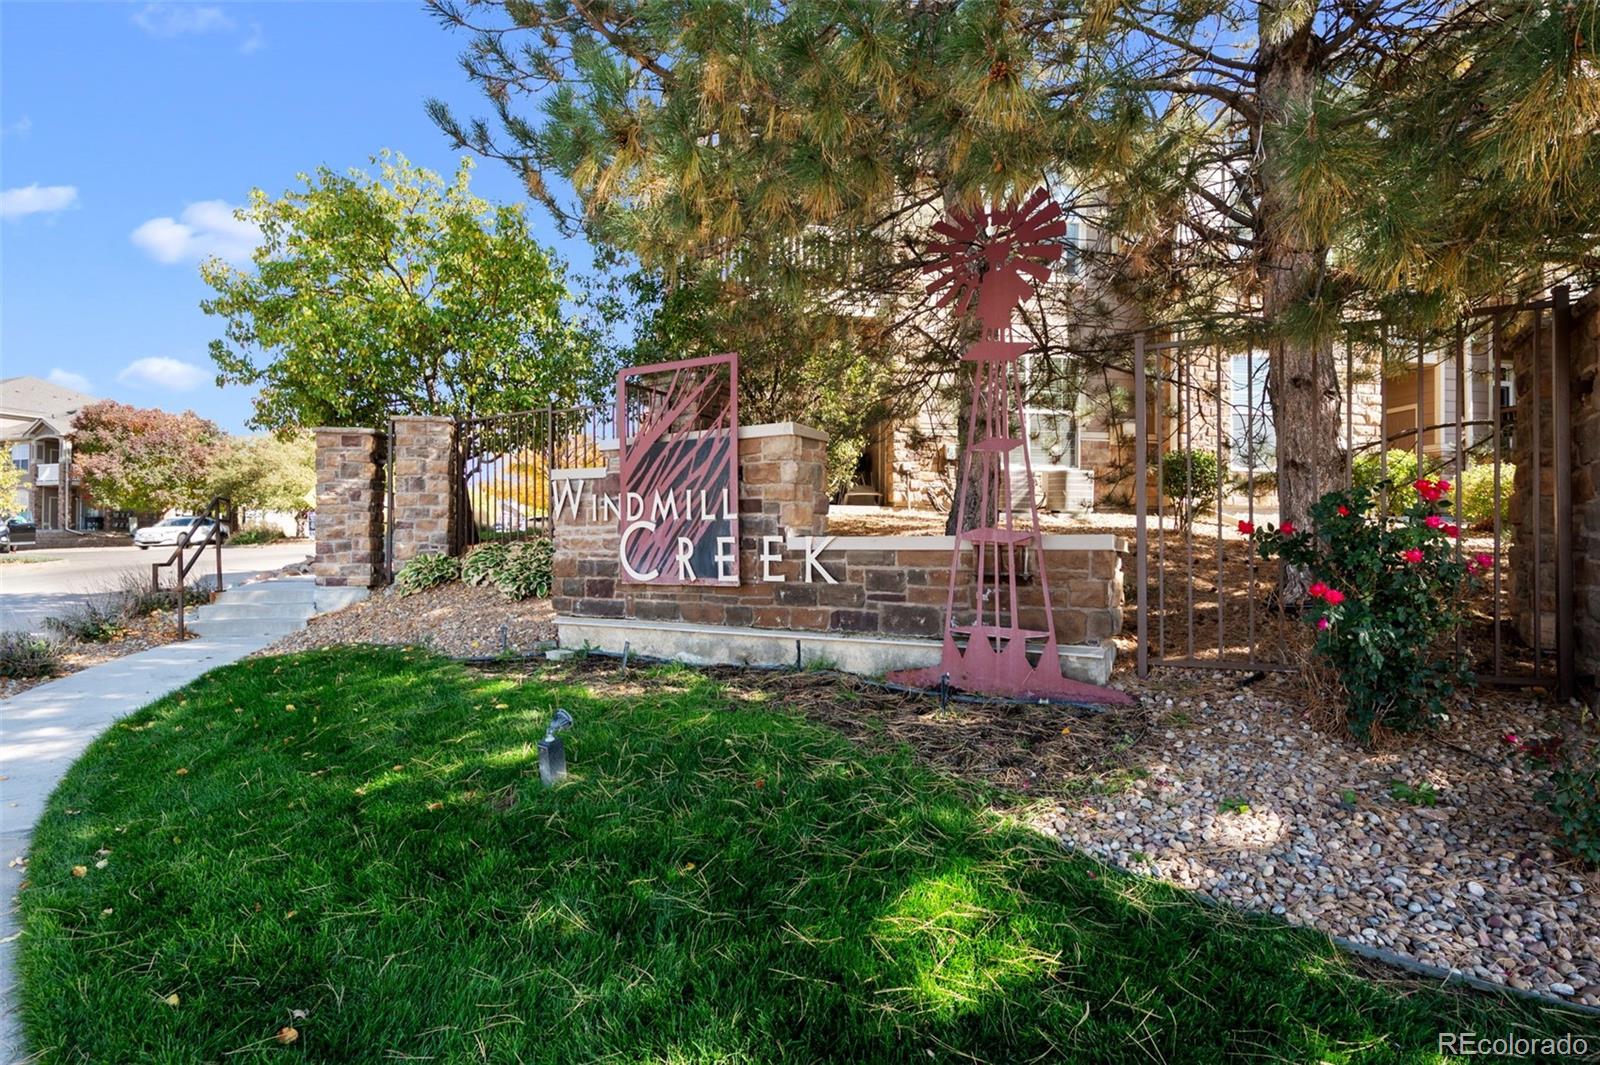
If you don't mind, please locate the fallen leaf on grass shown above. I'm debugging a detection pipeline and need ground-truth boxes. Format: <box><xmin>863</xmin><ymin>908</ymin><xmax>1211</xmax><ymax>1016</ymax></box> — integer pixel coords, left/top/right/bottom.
<box><xmin>426</xmin><ymin>802</ymin><xmax>443</xmax><ymax>812</ymax></box>
<box><xmin>71</xmin><ymin>866</ymin><xmax>87</xmax><ymax>878</ymax></box>
<box><xmin>175</xmin><ymin>767</ymin><xmax>189</xmax><ymax>776</ymax></box>
<box><xmin>164</xmin><ymin>993</ymin><xmax>180</xmax><ymax>1007</ymax></box>
<box><xmin>275</xmin><ymin>1026</ymin><xmax>299</xmax><ymax>1045</ymax></box>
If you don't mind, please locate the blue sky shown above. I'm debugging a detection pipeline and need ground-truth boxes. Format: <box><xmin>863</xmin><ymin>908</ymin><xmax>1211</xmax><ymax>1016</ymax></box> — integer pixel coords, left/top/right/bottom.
<box><xmin>1</xmin><ymin>0</ymin><xmax>589</xmax><ymax>432</ymax></box>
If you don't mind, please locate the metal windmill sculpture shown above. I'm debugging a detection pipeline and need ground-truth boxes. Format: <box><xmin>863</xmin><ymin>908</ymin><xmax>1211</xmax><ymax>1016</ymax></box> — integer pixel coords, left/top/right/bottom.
<box><xmin>892</xmin><ymin>189</ymin><xmax>1130</xmax><ymax>703</ymax></box>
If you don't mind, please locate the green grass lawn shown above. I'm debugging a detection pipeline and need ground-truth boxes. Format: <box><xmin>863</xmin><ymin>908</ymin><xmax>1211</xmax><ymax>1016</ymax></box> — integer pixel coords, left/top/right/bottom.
<box><xmin>20</xmin><ymin>648</ymin><xmax>1598</xmax><ymax>1063</ymax></box>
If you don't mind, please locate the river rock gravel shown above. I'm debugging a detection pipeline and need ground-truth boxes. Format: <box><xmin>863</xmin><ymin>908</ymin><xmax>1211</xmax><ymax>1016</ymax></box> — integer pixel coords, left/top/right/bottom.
<box><xmin>1027</xmin><ymin>672</ymin><xmax>1599</xmax><ymax>1005</ymax></box>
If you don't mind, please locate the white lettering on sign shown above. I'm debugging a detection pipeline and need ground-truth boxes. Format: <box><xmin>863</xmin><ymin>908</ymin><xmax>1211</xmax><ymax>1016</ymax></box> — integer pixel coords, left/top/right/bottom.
<box><xmin>618</xmin><ymin>521</ymin><xmax>660</xmax><ymax>581</ymax></box>
<box><xmin>802</xmin><ymin>535</ymin><xmax>837</xmax><ymax>584</ymax></box>
<box><xmin>559</xmin><ymin>481</ymin><xmax>846</xmax><ymax>585</ymax></box>
<box><xmin>553</xmin><ymin>479</ymin><xmax>584</xmax><ymax>522</ymax></box>
<box><xmin>759</xmin><ymin>535</ymin><xmax>785</xmax><ymax>582</ymax></box>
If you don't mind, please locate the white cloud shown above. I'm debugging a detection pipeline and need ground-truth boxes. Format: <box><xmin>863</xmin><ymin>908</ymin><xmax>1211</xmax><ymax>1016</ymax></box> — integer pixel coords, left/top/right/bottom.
<box><xmin>118</xmin><ymin>357</ymin><xmax>210</xmax><ymax>392</ymax></box>
<box><xmin>131</xmin><ymin>4</ymin><xmax>264</xmax><ymax>52</ymax></box>
<box><xmin>47</xmin><ymin>368</ymin><xmax>92</xmax><ymax>392</ymax></box>
<box><xmin>130</xmin><ymin>3</ymin><xmax>233</xmax><ymax>37</ymax></box>
<box><xmin>130</xmin><ymin>200</ymin><xmax>260</xmax><ymax>264</ymax></box>
<box><xmin>2</xmin><ymin>116</ymin><xmax>32</xmax><ymax>138</ymax></box>
<box><xmin>1</xmin><ymin>184</ymin><xmax>79</xmax><ymax>220</ymax></box>
<box><xmin>239</xmin><ymin>22</ymin><xmax>266</xmax><ymax>54</ymax></box>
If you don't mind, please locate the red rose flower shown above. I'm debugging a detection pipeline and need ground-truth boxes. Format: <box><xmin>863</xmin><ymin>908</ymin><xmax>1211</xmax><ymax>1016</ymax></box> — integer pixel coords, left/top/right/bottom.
<box><xmin>1323</xmin><ymin>588</ymin><xmax>1346</xmax><ymax>605</ymax></box>
<box><xmin>1474</xmin><ymin>552</ymin><xmax>1494</xmax><ymax>569</ymax></box>
<box><xmin>1403</xmin><ymin>547</ymin><xmax>1424</xmax><ymax>563</ymax></box>
<box><xmin>1308</xmin><ymin>581</ymin><xmax>1329</xmax><ymax>599</ymax></box>
<box><xmin>1437</xmin><ymin>479</ymin><xmax>1451</xmax><ymax>493</ymax></box>
<box><xmin>1444</xmin><ymin>524</ymin><xmax>1459</xmax><ymax>538</ymax></box>
<box><xmin>1316</xmin><ymin>617</ymin><xmax>1330</xmax><ymax>631</ymax></box>
<box><xmin>1425</xmin><ymin>514</ymin><xmax>1444</xmax><ymax>529</ymax></box>
<box><xmin>1280</xmin><ymin>521</ymin><xmax>1296</xmax><ymax>535</ymax></box>
<box><xmin>1237</xmin><ymin>520</ymin><xmax>1254</xmax><ymax>535</ymax></box>
<box><xmin>1337</xmin><ymin>505</ymin><xmax>1350</xmax><ymax>517</ymax></box>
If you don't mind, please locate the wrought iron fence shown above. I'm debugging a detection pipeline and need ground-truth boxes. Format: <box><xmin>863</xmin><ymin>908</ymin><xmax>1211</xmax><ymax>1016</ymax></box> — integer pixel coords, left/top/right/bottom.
<box><xmin>449</xmin><ymin>405</ymin><xmax>614</xmax><ymax>554</ymax></box>
<box><xmin>1133</xmin><ymin>288</ymin><xmax>1579</xmax><ymax>698</ymax></box>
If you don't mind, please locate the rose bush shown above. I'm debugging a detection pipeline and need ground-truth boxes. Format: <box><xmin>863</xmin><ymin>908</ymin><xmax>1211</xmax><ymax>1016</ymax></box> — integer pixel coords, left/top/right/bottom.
<box><xmin>1248</xmin><ymin>478</ymin><xmax>1478</xmax><ymax>740</ymax></box>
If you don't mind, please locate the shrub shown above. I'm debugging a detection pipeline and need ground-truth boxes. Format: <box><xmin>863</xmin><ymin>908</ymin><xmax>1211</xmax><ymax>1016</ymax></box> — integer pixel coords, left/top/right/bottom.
<box><xmin>115</xmin><ymin>572</ymin><xmax>218</xmax><ymax>616</ymax></box>
<box><xmin>45</xmin><ymin>599</ymin><xmax>125</xmax><ymax>643</ymax></box>
<box><xmin>231</xmin><ymin>524</ymin><xmax>286</xmax><ymax>545</ymax></box>
<box><xmin>462</xmin><ymin>538</ymin><xmax>553</xmax><ymax>600</ymax></box>
<box><xmin>0</xmin><ymin>632</ymin><xmax>62</xmax><ymax>678</ymax></box>
<box><xmin>1247</xmin><ymin>476</ymin><xmax>1481</xmax><ymax>740</ymax></box>
<box><xmin>1351</xmin><ymin>448</ymin><xmax>1420</xmax><ymax>512</ymax></box>
<box><xmin>1458</xmin><ymin>462</ymin><xmax>1513</xmax><ymax>529</ymax></box>
<box><xmin>461</xmin><ymin>542</ymin><xmax>511</xmax><ymax>587</ymax></box>
<box><xmin>1160</xmin><ymin>450</ymin><xmax>1225</xmax><ymax>529</ymax></box>
<box><xmin>394</xmin><ymin>552</ymin><xmax>460</xmax><ymax>596</ymax></box>
<box><xmin>1504</xmin><ymin>734</ymin><xmax>1600</xmax><ymax>867</ymax></box>
<box><xmin>1546</xmin><ymin>758</ymin><xmax>1600</xmax><ymax>866</ymax></box>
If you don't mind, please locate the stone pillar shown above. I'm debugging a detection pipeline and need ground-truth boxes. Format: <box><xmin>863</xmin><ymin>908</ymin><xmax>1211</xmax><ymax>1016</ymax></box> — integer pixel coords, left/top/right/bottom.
<box><xmin>390</xmin><ymin>415</ymin><xmax>456</xmax><ymax>564</ymax></box>
<box><xmin>312</xmin><ymin>427</ymin><xmax>386</xmax><ymax>588</ymax></box>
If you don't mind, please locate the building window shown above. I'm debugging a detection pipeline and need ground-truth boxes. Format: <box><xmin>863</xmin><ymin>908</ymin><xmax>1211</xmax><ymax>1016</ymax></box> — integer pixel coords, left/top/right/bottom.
<box><xmin>35</xmin><ymin>438</ymin><xmax>60</xmax><ymax>465</ymax></box>
<box><xmin>1229</xmin><ymin>353</ymin><xmax>1274</xmax><ymax>471</ymax></box>
<box><xmin>9</xmin><ymin>442</ymin><xmax>27</xmax><ymax>472</ymax></box>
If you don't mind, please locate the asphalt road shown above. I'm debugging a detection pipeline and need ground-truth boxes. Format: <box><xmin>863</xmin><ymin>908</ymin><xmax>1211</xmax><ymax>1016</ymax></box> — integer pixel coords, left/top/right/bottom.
<box><xmin>0</xmin><ymin>541</ymin><xmax>315</xmax><ymax>634</ymax></box>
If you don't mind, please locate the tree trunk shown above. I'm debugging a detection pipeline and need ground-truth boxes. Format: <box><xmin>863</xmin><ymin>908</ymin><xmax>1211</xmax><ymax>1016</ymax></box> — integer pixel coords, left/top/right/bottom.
<box><xmin>1256</xmin><ymin>6</ymin><xmax>1345</xmax><ymax>599</ymax></box>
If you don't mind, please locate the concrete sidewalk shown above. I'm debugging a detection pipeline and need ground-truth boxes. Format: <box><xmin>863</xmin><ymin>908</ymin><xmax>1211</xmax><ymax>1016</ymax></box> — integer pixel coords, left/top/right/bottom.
<box><xmin>0</xmin><ymin>635</ymin><xmax>274</xmax><ymax>1063</ymax></box>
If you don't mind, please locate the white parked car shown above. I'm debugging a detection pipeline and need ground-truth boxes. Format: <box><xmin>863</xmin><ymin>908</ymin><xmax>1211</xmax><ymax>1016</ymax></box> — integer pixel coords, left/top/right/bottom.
<box><xmin>133</xmin><ymin>516</ymin><xmax>230</xmax><ymax>550</ymax></box>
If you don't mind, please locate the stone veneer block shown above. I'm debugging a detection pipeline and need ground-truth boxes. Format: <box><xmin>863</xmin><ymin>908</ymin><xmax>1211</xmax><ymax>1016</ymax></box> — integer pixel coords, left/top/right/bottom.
<box><xmin>390</xmin><ymin>416</ymin><xmax>457</xmax><ymax>564</ymax></box>
<box><xmin>311</xmin><ymin>427</ymin><xmax>386</xmax><ymax>588</ymax></box>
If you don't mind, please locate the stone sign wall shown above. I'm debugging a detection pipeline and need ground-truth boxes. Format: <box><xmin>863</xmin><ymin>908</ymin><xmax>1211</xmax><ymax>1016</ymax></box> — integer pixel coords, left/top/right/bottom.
<box><xmin>551</xmin><ymin>421</ymin><xmax>1124</xmax><ymax>680</ymax></box>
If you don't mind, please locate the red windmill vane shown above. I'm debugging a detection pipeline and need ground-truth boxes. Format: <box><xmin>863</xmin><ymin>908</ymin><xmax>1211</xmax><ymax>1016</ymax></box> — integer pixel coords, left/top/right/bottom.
<box><xmin>892</xmin><ymin>189</ymin><xmax>1131</xmax><ymax>704</ymax></box>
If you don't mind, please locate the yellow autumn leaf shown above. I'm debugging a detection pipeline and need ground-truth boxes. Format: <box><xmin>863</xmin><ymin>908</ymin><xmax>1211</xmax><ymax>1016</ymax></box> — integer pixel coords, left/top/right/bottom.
<box><xmin>285</xmin><ymin>704</ymin><xmax>296</xmax><ymax>712</ymax></box>
<box><xmin>426</xmin><ymin>801</ymin><xmax>443</xmax><ymax>812</ymax></box>
<box><xmin>175</xmin><ymin>767</ymin><xmax>189</xmax><ymax>776</ymax></box>
<box><xmin>71</xmin><ymin>865</ymin><xmax>87</xmax><ymax>878</ymax></box>
<box><xmin>164</xmin><ymin>993</ymin><xmax>180</xmax><ymax>1007</ymax></box>
<box><xmin>276</xmin><ymin>1026</ymin><xmax>299</xmax><ymax>1045</ymax></box>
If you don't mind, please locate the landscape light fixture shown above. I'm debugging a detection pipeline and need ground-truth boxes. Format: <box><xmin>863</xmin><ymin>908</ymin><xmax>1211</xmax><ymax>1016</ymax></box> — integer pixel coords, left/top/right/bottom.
<box><xmin>539</xmin><ymin>709</ymin><xmax>574</xmax><ymax>786</ymax></box>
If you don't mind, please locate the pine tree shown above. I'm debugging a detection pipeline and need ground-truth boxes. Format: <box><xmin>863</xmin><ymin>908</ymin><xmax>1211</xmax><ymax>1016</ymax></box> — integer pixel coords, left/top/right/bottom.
<box><xmin>428</xmin><ymin>0</ymin><xmax>1600</xmax><ymax>532</ymax></box>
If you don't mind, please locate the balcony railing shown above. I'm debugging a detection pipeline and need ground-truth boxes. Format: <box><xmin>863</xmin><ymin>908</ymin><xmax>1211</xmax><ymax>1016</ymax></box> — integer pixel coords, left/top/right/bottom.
<box><xmin>33</xmin><ymin>462</ymin><xmax>60</xmax><ymax>485</ymax></box>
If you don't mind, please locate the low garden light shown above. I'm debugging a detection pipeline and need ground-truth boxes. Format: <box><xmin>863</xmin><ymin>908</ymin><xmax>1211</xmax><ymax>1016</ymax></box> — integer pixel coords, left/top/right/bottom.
<box><xmin>539</xmin><ymin>708</ymin><xmax>574</xmax><ymax>786</ymax></box>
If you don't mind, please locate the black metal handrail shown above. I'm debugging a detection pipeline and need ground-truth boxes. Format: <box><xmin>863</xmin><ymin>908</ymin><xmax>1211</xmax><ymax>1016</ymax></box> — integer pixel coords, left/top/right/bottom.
<box><xmin>149</xmin><ymin>495</ymin><xmax>230</xmax><ymax>639</ymax></box>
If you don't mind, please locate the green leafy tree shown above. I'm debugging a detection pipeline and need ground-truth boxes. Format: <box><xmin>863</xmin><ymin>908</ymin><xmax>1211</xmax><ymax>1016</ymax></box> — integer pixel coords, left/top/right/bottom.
<box><xmin>70</xmin><ymin>401</ymin><xmax>222</xmax><ymax>514</ymax></box>
<box><xmin>429</xmin><ymin>1</ymin><xmax>1599</xmax><ymax>543</ymax></box>
<box><xmin>0</xmin><ymin>462</ymin><xmax>22</xmax><ymax>519</ymax></box>
<box><xmin>207</xmin><ymin>433</ymin><xmax>316</xmax><ymax>534</ymax></box>
<box><xmin>202</xmin><ymin>152</ymin><xmax>614</xmax><ymax>431</ymax></box>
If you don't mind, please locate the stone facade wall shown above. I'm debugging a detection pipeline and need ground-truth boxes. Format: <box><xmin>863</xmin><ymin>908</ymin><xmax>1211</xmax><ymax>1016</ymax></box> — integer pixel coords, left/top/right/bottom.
<box><xmin>552</xmin><ymin>423</ymin><xmax>1124</xmax><ymax>646</ymax></box>
<box><xmin>312</xmin><ymin>427</ymin><xmax>386</xmax><ymax>588</ymax></box>
<box><xmin>1510</xmin><ymin>289</ymin><xmax>1600</xmax><ymax>672</ymax></box>
<box><xmin>389</xmin><ymin>415</ymin><xmax>456</xmax><ymax>564</ymax></box>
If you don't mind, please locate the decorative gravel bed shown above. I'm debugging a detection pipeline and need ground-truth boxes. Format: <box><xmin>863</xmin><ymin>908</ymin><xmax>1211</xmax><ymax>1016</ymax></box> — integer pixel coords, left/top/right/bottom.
<box><xmin>266</xmin><ymin>582</ymin><xmax>555</xmax><ymax>658</ymax></box>
<box><xmin>1030</xmin><ymin>671</ymin><xmax>1599</xmax><ymax>1006</ymax></box>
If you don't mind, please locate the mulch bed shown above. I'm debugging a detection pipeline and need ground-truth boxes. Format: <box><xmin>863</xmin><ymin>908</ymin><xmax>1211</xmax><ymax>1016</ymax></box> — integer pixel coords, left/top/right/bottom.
<box><xmin>266</xmin><ymin>582</ymin><xmax>555</xmax><ymax>659</ymax></box>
